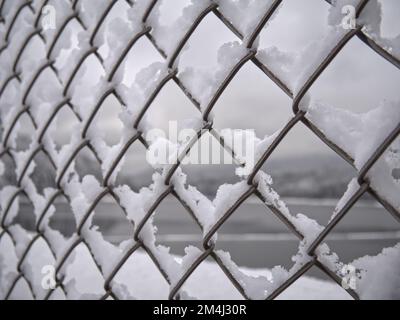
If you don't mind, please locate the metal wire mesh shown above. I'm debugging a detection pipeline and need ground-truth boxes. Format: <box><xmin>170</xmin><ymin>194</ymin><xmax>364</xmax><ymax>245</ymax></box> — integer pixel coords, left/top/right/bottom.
<box><xmin>0</xmin><ymin>0</ymin><xmax>399</xmax><ymax>300</ymax></box>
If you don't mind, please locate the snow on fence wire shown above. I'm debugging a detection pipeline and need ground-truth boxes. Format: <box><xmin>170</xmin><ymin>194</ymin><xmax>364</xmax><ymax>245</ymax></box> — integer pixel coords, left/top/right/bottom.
<box><xmin>0</xmin><ymin>0</ymin><xmax>399</xmax><ymax>300</ymax></box>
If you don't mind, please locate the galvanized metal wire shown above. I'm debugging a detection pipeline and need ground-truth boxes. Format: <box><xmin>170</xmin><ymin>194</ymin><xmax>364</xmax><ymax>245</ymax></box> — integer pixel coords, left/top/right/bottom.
<box><xmin>0</xmin><ymin>0</ymin><xmax>399</xmax><ymax>300</ymax></box>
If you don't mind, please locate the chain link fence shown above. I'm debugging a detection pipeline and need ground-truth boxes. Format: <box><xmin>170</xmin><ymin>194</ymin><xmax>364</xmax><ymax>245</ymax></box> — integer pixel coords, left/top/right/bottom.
<box><xmin>0</xmin><ymin>0</ymin><xmax>399</xmax><ymax>300</ymax></box>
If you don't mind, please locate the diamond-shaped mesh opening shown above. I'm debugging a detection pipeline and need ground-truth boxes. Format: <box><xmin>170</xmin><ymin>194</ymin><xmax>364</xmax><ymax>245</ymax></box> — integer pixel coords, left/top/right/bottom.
<box><xmin>17</xmin><ymin>34</ymin><xmax>47</xmax><ymax>77</ymax></box>
<box><xmin>215</xmin><ymin>197</ymin><xmax>299</xmax><ymax>270</ymax></box>
<box><xmin>153</xmin><ymin>194</ymin><xmax>204</xmax><ymax>256</ymax></box>
<box><xmin>89</xmin><ymin>94</ymin><xmax>124</xmax><ymax>147</ymax></box>
<box><xmin>69</xmin><ymin>55</ymin><xmax>106</xmax><ymax>117</ymax></box>
<box><xmin>184</xmin><ymin>163</ymin><xmax>240</xmax><ymax>200</ymax></box>
<box><xmin>62</xmin><ymin>243</ymin><xmax>106</xmax><ymax>298</ymax></box>
<box><xmin>48</xmin><ymin>195</ymin><xmax>77</xmax><ymax>238</ymax></box>
<box><xmin>315</xmin><ymin>189</ymin><xmax>400</xmax><ymax>264</ymax></box>
<box><xmin>13</xmin><ymin>194</ymin><xmax>36</xmax><ymax>232</ymax></box>
<box><xmin>7</xmin><ymin>277</ymin><xmax>34</xmax><ymax>300</ymax></box>
<box><xmin>95</xmin><ymin>0</ymin><xmax>133</xmax><ymax>59</ymax></box>
<box><xmin>91</xmin><ymin>194</ymin><xmax>134</xmax><ymax>244</ymax></box>
<box><xmin>13</xmin><ymin>113</ymin><xmax>35</xmax><ymax>152</ymax></box>
<box><xmin>74</xmin><ymin>147</ymin><xmax>102</xmax><ymax>180</ymax></box>
<box><xmin>118</xmin><ymin>37</ymin><xmax>164</xmax><ymax>87</ymax></box>
<box><xmin>113</xmin><ymin>140</ymin><xmax>154</xmax><ymax>191</ymax></box>
<box><xmin>176</xmin><ymin>13</ymin><xmax>238</xmax><ymax>72</ymax></box>
<box><xmin>111</xmin><ymin>247</ymin><xmax>170</xmax><ymax>299</ymax></box>
<box><xmin>143</xmin><ymin>80</ymin><xmax>200</xmax><ymax>134</ymax></box>
<box><xmin>212</xmin><ymin>62</ymin><xmax>292</xmax><ymax>137</ymax></box>
<box><xmin>23</xmin><ymin>237</ymin><xmax>57</xmax><ymax>299</ymax></box>
<box><xmin>30</xmin><ymin>151</ymin><xmax>57</xmax><ymax>191</ymax></box>
<box><xmin>258</xmin><ymin>0</ymin><xmax>330</xmax><ymax>53</ymax></box>
<box><xmin>260</xmin><ymin>123</ymin><xmax>355</xmax><ymax>207</ymax></box>
<box><xmin>52</xmin><ymin>19</ymin><xmax>82</xmax><ymax>69</ymax></box>
<box><xmin>309</xmin><ymin>37</ymin><xmax>400</xmax><ymax>113</ymax></box>
<box><xmin>46</xmin><ymin>105</ymin><xmax>81</xmax><ymax>151</ymax></box>
<box><xmin>0</xmin><ymin>153</ymin><xmax>17</xmax><ymax>188</ymax></box>
<box><xmin>256</xmin><ymin>0</ymin><xmax>331</xmax><ymax>92</ymax></box>
<box><xmin>180</xmin><ymin>132</ymin><xmax>241</xmax><ymax>198</ymax></box>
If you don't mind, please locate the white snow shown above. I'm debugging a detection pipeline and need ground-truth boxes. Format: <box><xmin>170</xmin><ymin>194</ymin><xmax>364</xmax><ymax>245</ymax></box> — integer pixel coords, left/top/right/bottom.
<box><xmin>70</xmin><ymin>73</ymin><xmax>110</xmax><ymax>122</ymax></box>
<box><xmin>0</xmin><ymin>234</ymin><xmax>19</xmax><ymax>299</ymax></box>
<box><xmin>63</xmin><ymin>175</ymin><xmax>104</xmax><ymax>224</ymax></box>
<box><xmin>303</xmin><ymin>100</ymin><xmax>400</xmax><ymax>210</ymax></box>
<box><xmin>352</xmin><ymin>243</ymin><xmax>400</xmax><ymax>299</ymax></box>
<box><xmin>216</xmin><ymin>0</ymin><xmax>277</xmax><ymax>42</ymax></box>
<box><xmin>215</xmin><ymin>249</ymin><xmax>269</xmax><ymax>299</ymax></box>
<box><xmin>171</xmin><ymin>169</ymin><xmax>216</xmax><ymax>233</ymax></box>
<box><xmin>81</xmin><ymin>225</ymin><xmax>133</xmax><ymax>277</ymax></box>
<box><xmin>211</xmin><ymin>180</ymin><xmax>250</xmax><ymax>234</ymax></box>
<box><xmin>359</xmin><ymin>0</ymin><xmax>400</xmax><ymax>61</ymax></box>
<box><xmin>180</xmin><ymin>41</ymin><xmax>250</xmax><ymax>113</ymax></box>
<box><xmin>115</xmin><ymin>172</ymin><xmax>169</xmax><ymax>233</ymax></box>
<box><xmin>12</xmin><ymin>142</ymin><xmax>38</xmax><ymax>182</ymax></box>
<box><xmin>303</xmin><ymin>100</ymin><xmax>400</xmax><ymax>169</ymax></box>
<box><xmin>78</xmin><ymin>0</ymin><xmax>110</xmax><ymax>33</ymax></box>
<box><xmin>102</xmin><ymin>15</ymin><xmax>141</xmax><ymax>72</ymax></box>
<box><xmin>4</xmin><ymin>232</ymin><xmax>398</xmax><ymax>300</ymax></box>
<box><xmin>40</xmin><ymin>0</ymin><xmax>75</xmax><ymax>46</ymax></box>
<box><xmin>118</xmin><ymin>62</ymin><xmax>169</xmax><ymax>132</ymax></box>
<box><xmin>171</xmin><ymin>168</ymin><xmax>251</xmax><ymax>238</ymax></box>
<box><xmin>148</xmin><ymin>0</ymin><xmax>213</xmax><ymax>57</ymax></box>
<box><xmin>330</xmin><ymin>178</ymin><xmax>360</xmax><ymax>222</ymax></box>
<box><xmin>53</xmin><ymin>127</ymin><xmax>81</xmax><ymax>183</ymax></box>
<box><xmin>0</xmin><ymin>80</ymin><xmax>20</xmax><ymax>127</ymax></box>
<box><xmin>257</xmin><ymin>25</ymin><xmax>349</xmax><ymax>95</ymax></box>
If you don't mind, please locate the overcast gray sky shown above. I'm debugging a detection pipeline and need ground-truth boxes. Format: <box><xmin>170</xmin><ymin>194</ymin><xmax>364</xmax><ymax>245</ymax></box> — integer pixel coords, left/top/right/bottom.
<box><xmin>49</xmin><ymin>0</ymin><xmax>400</xmax><ymax>164</ymax></box>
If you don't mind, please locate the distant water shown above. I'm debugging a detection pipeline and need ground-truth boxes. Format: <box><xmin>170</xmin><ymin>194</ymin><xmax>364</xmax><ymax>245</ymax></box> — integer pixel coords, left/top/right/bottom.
<box><xmin>16</xmin><ymin>196</ymin><xmax>400</xmax><ymax>278</ymax></box>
